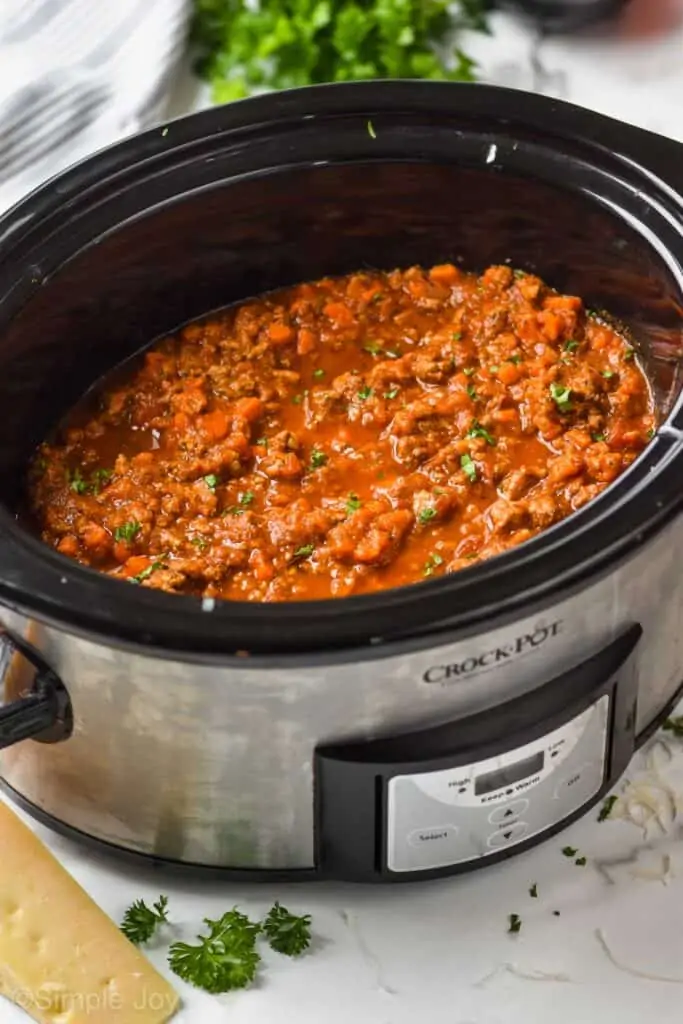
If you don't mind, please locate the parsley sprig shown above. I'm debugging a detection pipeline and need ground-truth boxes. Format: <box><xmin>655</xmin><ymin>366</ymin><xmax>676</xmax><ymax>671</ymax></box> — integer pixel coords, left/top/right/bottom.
<box><xmin>191</xmin><ymin>0</ymin><xmax>487</xmax><ymax>104</ymax></box>
<box><xmin>121</xmin><ymin>895</ymin><xmax>169</xmax><ymax>946</ymax></box>
<box><xmin>262</xmin><ymin>902</ymin><xmax>312</xmax><ymax>957</ymax></box>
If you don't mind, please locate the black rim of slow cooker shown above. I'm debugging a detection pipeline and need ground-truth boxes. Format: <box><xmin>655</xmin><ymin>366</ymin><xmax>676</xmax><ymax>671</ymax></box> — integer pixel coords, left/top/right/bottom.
<box><xmin>0</xmin><ymin>81</ymin><xmax>682</xmax><ymax>659</ymax></box>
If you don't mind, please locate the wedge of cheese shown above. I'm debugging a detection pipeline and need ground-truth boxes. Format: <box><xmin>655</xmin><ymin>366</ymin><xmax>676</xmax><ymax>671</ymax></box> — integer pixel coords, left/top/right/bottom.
<box><xmin>0</xmin><ymin>800</ymin><xmax>179</xmax><ymax>1023</ymax></box>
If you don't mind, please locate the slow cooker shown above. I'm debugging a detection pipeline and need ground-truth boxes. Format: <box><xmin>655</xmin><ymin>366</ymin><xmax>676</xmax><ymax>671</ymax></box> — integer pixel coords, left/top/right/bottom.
<box><xmin>0</xmin><ymin>82</ymin><xmax>681</xmax><ymax>882</ymax></box>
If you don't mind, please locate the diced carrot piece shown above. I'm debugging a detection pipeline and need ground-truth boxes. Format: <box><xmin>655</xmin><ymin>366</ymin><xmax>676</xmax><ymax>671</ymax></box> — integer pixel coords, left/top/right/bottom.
<box><xmin>201</xmin><ymin>409</ymin><xmax>230</xmax><ymax>442</ymax></box>
<box><xmin>406</xmin><ymin>277</ymin><xmax>430</xmax><ymax>299</ymax></box>
<box><xmin>113</xmin><ymin>540</ymin><xmax>131</xmax><ymax>563</ymax></box>
<box><xmin>492</xmin><ymin>408</ymin><xmax>519</xmax><ymax>424</ymax></box>
<box><xmin>81</xmin><ymin>523</ymin><xmax>111</xmax><ymax>555</ymax></box>
<box><xmin>429</xmin><ymin>264</ymin><xmax>459</xmax><ymax>286</ymax></box>
<box><xmin>497</xmin><ymin>362</ymin><xmax>521</xmax><ymax>385</ymax></box>
<box><xmin>121</xmin><ymin>555</ymin><xmax>150</xmax><ymax>578</ymax></box>
<box><xmin>234</xmin><ymin>396</ymin><xmax>263</xmax><ymax>423</ymax></box>
<box><xmin>268</xmin><ymin>323</ymin><xmax>294</xmax><ymax>345</ymax></box>
<box><xmin>538</xmin><ymin>310</ymin><xmax>563</xmax><ymax>342</ymax></box>
<box><xmin>174</xmin><ymin>411</ymin><xmax>190</xmax><ymax>431</ymax></box>
<box><xmin>297</xmin><ymin>328</ymin><xmax>317</xmax><ymax>356</ymax></box>
<box><xmin>57</xmin><ymin>535</ymin><xmax>79</xmax><ymax>557</ymax></box>
<box><xmin>544</xmin><ymin>294</ymin><xmax>582</xmax><ymax>313</ymax></box>
<box><xmin>323</xmin><ymin>302</ymin><xmax>354</xmax><ymax>325</ymax></box>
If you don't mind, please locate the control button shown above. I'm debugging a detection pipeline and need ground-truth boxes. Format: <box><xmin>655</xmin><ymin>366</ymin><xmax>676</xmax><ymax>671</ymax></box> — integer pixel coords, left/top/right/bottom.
<box><xmin>553</xmin><ymin>762</ymin><xmax>597</xmax><ymax>800</ymax></box>
<box><xmin>486</xmin><ymin>821</ymin><xmax>529</xmax><ymax>848</ymax></box>
<box><xmin>488</xmin><ymin>799</ymin><xmax>529</xmax><ymax>825</ymax></box>
<box><xmin>408</xmin><ymin>825</ymin><xmax>459</xmax><ymax>849</ymax></box>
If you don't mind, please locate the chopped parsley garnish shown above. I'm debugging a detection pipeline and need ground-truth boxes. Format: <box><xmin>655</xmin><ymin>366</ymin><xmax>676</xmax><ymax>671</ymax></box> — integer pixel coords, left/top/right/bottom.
<box><xmin>602</xmin><ymin>369</ymin><xmax>616</xmax><ymax>379</ymax></box>
<box><xmin>255</xmin><ymin>436</ymin><xmax>268</xmax><ymax>447</ymax></box>
<box><xmin>227</xmin><ymin>491</ymin><xmax>256</xmax><ymax>515</ymax></box>
<box><xmin>345</xmin><ymin>493</ymin><xmax>362</xmax><ymax>514</ymax></box>
<box><xmin>68</xmin><ymin>467</ymin><xmax>89</xmax><ymax>494</ymax></box>
<box><xmin>418</xmin><ymin>507</ymin><xmax>437</xmax><ymax>524</ymax></box>
<box><xmin>513</xmin><ymin>269</ymin><xmax>526</xmax><ymax>279</ymax></box>
<box><xmin>466</xmin><ymin>383</ymin><xmax>477</xmax><ymax>400</ymax></box>
<box><xmin>647</xmin><ymin>427</ymin><xmax>655</xmax><ymax>439</ymax></box>
<box><xmin>357</xmin><ymin>385</ymin><xmax>373</xmax><ymax>400</ymax></box>
<box><xmin>460</xmin><ymin>453</ymin><xmax>477</xmax><ymax>482</ymax></box>
<box><xmin>623</xmin><ymin>347</ymin><xmax>635</xmax><ymax>361</ymax></box>
<box><xmin>529</xmin><ymin>883</ymin><xmax>538</xmax><ymax>898</ymax></box>
<box><xmin>115</xmin><ymin>520</ymin><xmax>142</xmax><ymax>544</ymax></box>
<box><xmin>489</xmin><ymin>364</ymin><xmax>499</xmax><ymax>373</ymax></box>
<box><xmin>191</xmin><ymin>536</ymin><xmax>209</xmax><ymax>550</ymax></box>
<box><xmin>309</xmin><ymin>449</ymin><xmax>328</xmax><ymax>469</ymax></box>
<box><xmin>363</xmin><ymin>342</ymin><xmax>383</xmax><ymax>356</ymax></box>
<box><xmin>121</xmin><ymin>895</ymin><xmax>169</xmax><ymax>946</ymax></box>
<box><xmin>467</xmin><ymin>420</ymin><xmax>496</xmax><ymax>445</ymax></box>
<box><xmin>575</xmin><ymin>856</ymin><xmax>587</xmax><ymax>867</ymax></box>
<box><xmin>508</xmin><ymin>355</ymin><xmax>522</xmax><ymax>365</ymax></box>
<box><xmin>662</xmin><ymin>716</ymin><xmax>683</xmax><ymax>737</ymax></box>
<box><xmin>598</xmin><ymin>795</ymin><xmax>618</xmax><ymax>821</ymax></box>
<box><xmin>291</xmin><ymin>544</ymin><xmax>314</xmax><ymax>562</ymax></box>
<box><xmin>562</xmin><ymin>846</ymin><xmax>578</xmax><ymax>858</ymax></box>
<box><xmin>367</xmin><ymin>119</ymin><xmax>377</xmax><ymax>139</ymax></box>
<box><xmin>423</xmin><ymin>552</ymin><xmax>444</xmax><ymax>577</ymax></box>
<box><xmin>261</xmin><ymin>902</ymin><xmax>312</xmax><ymax>957</ymax></box>
<box><xmin>384</xmin><ymin>387</ymin><xmax>400</xmax><ymax>400</ymax></box>
<box><xmin>564</xmin><ymin>339</ymin><xmax>579</xmax><ymax>352</ymax></box>
<box><xmin>550</xmin><ymin>383</ymin><xmax>573</xmax><ymax>413</ymax></box>
<box><xmin>313</xmin><ymin>368</ymin><xmax>325</xmax><ymax>378</ymax></box>
<box><xmin>168</xmin><ymin>909</ymin><xmax>260</xmax><ymax>993</ymax></box>
<box><xmin>292</xmin><ymin>393</ymin><xmax>303</xmax><ymax>405</ymax></box>
<box><xmin>91</xmin><ymin>468</ymin><xmax>112</xmax><ymax>493</ymax></box>
<box><xmin>131</xmin><ymin>558</ymin><xmax>167</xmax><ymax>584</ymax></box>
<box><xmin>463</xmin><ymin>366</ymin><xmax>475</xmax><ymax>376</ymax></box>
<box><xmin>508</xmin><ymin>913</ymin><xmax>522</xmax><ymax>934</ymax></box>
<box><xmin>452</xmin><ymin>332</ymin><xmax>462</xmax><ymax>341</ymax></box>
<box><xmin>592</xmin><ymin>432</ymin><xmax>606</xmax><ymax>442</ymax></box>
<box><xmin>203</xmin><ymin>473</ymin><xmax>220</xmax><ymax>492</ymax></box>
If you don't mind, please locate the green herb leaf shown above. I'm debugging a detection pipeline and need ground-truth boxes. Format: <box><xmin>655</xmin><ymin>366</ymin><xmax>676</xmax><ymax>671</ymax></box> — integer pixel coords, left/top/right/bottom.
<box><xmin>452</xmin><ymin>331</ymin><xmax>462</xmax><ymax>341</ymax></box>
<box><xmin>240</xmin><ymin>491</ymin><xmax>255</xmax><ymax>507</ymax></box>
<box><xmin>564</xmin><ymin>339</ymin><xmax>579</xmax><ymax>352</ymax></box>
<box><xmin>647</xmin><ymin>427</ymin><xmax>656</xmax><ymax>439</ymax></box>
<box><xmin>423</xmin><ymin>552</ymin><xmax>444</xmax><ymax>577</ymax></box>
<box><xmin>419</xmin><ymin>507</ymin><xmax>437</xmax><ymax>524</ymax></box>
<box><xmin>463</xmin><ymin>366</ymin><xmax>475</xmax><ymax>376</ymax></box>
<box><xmin>292</xmin><ymin>544</ymin><xmax>315</xmax><ymax>562</ymax></box>
<box><xmin>255</xmin><ymin>436</ymin><xmax>268</xmax><ymax>447</ymax></box>
<box><xmin>460</xmin><ymin>453</ymin><xmax>477</xmax><ymax>482</ymax></box>
<box><xmin>623</xmin><ymin>347</ymin><xmax>635</xmax><ymax>361</ymax></box>
<box><xmin>203</xmin><ymin>473</ymin><xmax>220</xmax><ymax>492</ymax></box>
<box><xmin>68</xmin><ymin>467</ymin><xmax>89</xmax><ymax>494</ymax></box>
<box><xmin>466</xmin><ymin>383</ymin><xmax>477</xmax><ymax>400</ymax></box>
<box><xmin>91</xmin><ymin>468</ymin><xmax>112</xmax><ymax>493</ymax></box>
<box><xmin>346</xmin><ymin>493</ymin><xmax>362</xmax><ymax>514</ymax></box>
<box><xmin>562</xmin><ymin>846</ymin><xmax>578</xmax><ymax>858</ymax></box>
<box><xmin>508</xmin><ymin>913</ymin><xmax>522</xmax><ymax>934</ymax></box>
<box><xmin>121</xmin><ymin>895</ymin><xmax>169</xmax><ymax>946</ymax></box>
<box><xmin>313</xmin><ymin>368</ymin><xmax>325</xmax><ymax>378</ymax></box>
<box><xmin>114</xmin><ymin>520</ymin><xmax>141</xmax><ymax>544</ymax></box>
<box><xmin>598</xmin><ymin>795</ymin><xmax>618</xmax><ymax>822</ymax></box>
<box><xmin>363</xmin><ymin>342</ymin><xmax>383</xmax><ymax>356</ymax></box>
<box><xmin>131</xmin><ymin>558</ymin><xmax>167</xmax><ymax>584</ymax></box>
<box><xmin>591</xmin><ymin>432</ymin><xmax>607</xmax><ymax>443</ymax></box>
<box><xmin>602</xmin><ymin>369</ymin><xmax>616</xmax><ymax>379</ymax></box>
<box><xmin>529</xmin><ymin>883</ymin><xmax>538</xmax><ymax>898</ymax></box>
<box><xmin>513</xmin><ymin>269</ymin><xmax>525</xmax><ymax>279</ymax></box>
<box><xmin>575</xmin><ymin>856</ymin><xmax>587</xmax><ymax>867</ymax></box>
<box><xmin>292</xmin><ymin>393</ymin><xmax>303</xmax><ymax>405</ymax></box>
<box><xmin>384</xmin><ymin>387</ymin><xmax>400</xmax><ymax>400</ymax></box>
<box><xmin>262</xmin><ymin>902</ymin><xmax>312</xmax><ymax>957</ymax></box>
<box><xmin>550</xmin><ymin>383</ymin><xmax>573</xmax><ymax>413</ymax></box>
<box><xmin>467</xmin><ymin>420</ymin><xmax>496</xmax><ymax>445</ymax></box>
<box><xmin>309</xmin><ymin>449</ymin><xmax>328</xmax><ymax>469</ymax></box>
<box><xmin>168</xmin><ymin>909</ymin><xmax>261</xmax><ymax>993</ymax></box>
<box><xmin>367</xmin><ymin>119</ymin><xmax>377</xmax><ymax>139</ymax></box>
<box><xmin>191</xmin><ymin>536</ymin><xmax>209</xmax><ymax>550</ymax></box>
<box><xmin>508</xmin><ymin>355</ymin><xmax>522</xmax><ymax>365</ymax></box>
<box><xmin>357</xmin><ymin>385</ymin><xmax>373</xmax><ymax>400</ymax></box>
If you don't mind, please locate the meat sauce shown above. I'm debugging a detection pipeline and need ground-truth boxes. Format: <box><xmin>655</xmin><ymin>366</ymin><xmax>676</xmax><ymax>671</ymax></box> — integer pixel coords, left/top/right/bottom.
<box><xmin>28</xmin><ymin>264</ymin><xmax>654</xmax><ymax>602</ymax></box>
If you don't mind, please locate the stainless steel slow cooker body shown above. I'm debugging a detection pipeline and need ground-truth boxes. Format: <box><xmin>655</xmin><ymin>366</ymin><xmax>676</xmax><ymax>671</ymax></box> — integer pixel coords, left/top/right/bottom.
<box><xmin>0</xmin><ymin>82</ymin><xmax>682</xmax><ymax>880</ymax></box>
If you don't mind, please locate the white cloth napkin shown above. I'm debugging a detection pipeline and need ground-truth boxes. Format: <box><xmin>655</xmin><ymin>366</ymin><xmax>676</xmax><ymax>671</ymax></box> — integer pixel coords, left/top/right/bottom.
<box><xmin>0</xmin><ymin>0</ymin><xmax>190</xmax><ymax>214</ymax></box>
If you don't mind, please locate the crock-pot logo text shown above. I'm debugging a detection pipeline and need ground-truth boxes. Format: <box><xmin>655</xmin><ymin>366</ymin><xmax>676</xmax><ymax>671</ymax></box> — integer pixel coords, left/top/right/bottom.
<box><xmin>422</xmin><ymin>620</ymin><xmax>563</xmax><ymax>685</ymax></box>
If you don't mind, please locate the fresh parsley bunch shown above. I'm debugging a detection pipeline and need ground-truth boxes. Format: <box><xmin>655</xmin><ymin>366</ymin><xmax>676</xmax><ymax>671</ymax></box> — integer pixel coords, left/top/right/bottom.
<box><xmin>191</xmin><ymin>0</ymin><xmax>491</xmax><ymax>104</ymax></box>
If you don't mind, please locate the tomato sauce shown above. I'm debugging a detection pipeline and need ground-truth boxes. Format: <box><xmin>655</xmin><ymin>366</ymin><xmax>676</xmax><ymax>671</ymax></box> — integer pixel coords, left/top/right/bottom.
<box><xmin>27</xmin><ymin>263</ymin><xmax>654</xmax><ymax>602</ymax></box>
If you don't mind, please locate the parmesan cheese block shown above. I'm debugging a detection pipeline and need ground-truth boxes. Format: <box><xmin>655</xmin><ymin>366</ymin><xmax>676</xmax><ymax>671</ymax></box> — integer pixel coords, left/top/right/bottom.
<box><xmin>0</xmin><ymin>801</ymin><xmax>179</xmax><ymax>1023</ymax></box>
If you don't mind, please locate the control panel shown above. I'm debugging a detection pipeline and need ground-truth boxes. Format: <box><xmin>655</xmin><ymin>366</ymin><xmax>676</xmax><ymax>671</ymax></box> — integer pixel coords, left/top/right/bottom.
<box><xmin>387</xmin><ymin>695</ymin><xmax>608</xmax><ymax>872</ymax></box>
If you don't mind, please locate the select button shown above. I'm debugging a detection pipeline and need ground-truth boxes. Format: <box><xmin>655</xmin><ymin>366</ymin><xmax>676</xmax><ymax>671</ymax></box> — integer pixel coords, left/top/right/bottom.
<box><xmin>408</xmin><ymin>825</ymin><xmax>459</xmax><ymax>848</ymax></box>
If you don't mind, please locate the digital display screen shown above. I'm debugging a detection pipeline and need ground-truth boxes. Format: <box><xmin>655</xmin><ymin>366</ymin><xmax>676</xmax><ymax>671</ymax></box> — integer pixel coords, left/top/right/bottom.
<box><xmin>474</xmin><ymin>751</ymin><xmax>545</xmax><ymax>796</ymax></box>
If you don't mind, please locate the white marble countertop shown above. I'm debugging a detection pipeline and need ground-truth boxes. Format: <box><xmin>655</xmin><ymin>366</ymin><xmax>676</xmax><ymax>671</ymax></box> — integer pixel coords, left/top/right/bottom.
<box><xmin>4</xmin><ymin>3</ymin><xmax>683</xmax><ymax>1023</ymax></box>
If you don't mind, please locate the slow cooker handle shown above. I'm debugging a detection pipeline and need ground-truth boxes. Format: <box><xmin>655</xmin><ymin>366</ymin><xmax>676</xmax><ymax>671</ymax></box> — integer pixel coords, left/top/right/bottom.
<box><xmin>0</xmin><ymin>627</ymin><xmax>73</xmax><ymax>750</ymax></box>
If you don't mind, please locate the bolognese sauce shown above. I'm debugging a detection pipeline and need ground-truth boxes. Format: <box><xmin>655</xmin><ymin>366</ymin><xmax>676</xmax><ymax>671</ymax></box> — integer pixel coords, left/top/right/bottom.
<box><xmin>27</xmin><ymin>264</ymin><xmax>654</xmax><ymax>602</ymax></box>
